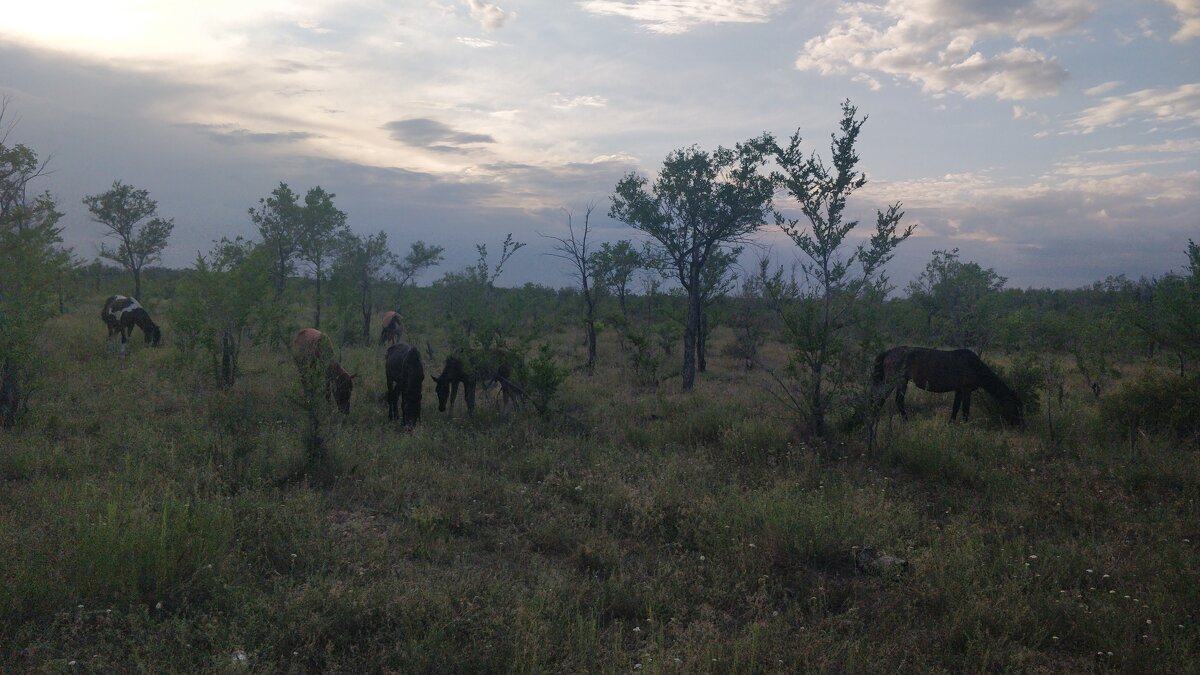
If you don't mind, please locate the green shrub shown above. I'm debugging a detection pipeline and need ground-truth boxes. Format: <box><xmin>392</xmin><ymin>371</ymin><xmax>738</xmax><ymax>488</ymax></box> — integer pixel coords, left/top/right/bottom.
<box><xmin>1099</xmin><ymin>371</ymin><xmax>1200</xmax><ymax>443</ymax></box>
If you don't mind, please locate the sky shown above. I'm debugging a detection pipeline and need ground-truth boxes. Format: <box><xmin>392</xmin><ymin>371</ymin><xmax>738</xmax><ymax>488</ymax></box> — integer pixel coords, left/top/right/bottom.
<box><xmin>1</xmin><ymin>0</ymin><xmax>1198</xmax><ymax>290</ymax></box>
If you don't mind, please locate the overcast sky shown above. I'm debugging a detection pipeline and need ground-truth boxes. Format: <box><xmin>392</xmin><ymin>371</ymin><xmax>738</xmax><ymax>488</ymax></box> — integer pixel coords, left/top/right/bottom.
<box><xmin>2</xmin><ymin>0</ymin><xmax>1198</xmax><ymax>290</ymax></box>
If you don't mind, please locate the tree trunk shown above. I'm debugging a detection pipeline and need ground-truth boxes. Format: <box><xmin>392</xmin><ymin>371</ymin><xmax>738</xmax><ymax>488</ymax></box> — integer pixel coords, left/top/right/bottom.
<box><xmin>314</xmin><ymin>267</ymin><xmax>322</xmax><ymax>329</ymax></box>
<box><xmin>681</xmin><ymin>288</ymin><xmax>701</xmax><ymax>391</ymax></box>
<box><xmin>584</xmin><ymin>291</ymin><xmax>597</xmax><ymax>375</ymax></box>
<box><xmin>133</xmin><ymin>267</ymin><xmax>142</xmax><ymax>301</ymax></box>
<box><xmin>220</xmin><ymin>330</ymin><xmax>235</xmax><ymax>388</ymax></box>
<box><xmin>697</xmin><ymin>311</ymin><xmax>708</xmax><ymax>373</ymax></box>
<box><xmin>360</xmin><ymin>281</ymin><xmax>372</xmax><ymax>345</ymax></box>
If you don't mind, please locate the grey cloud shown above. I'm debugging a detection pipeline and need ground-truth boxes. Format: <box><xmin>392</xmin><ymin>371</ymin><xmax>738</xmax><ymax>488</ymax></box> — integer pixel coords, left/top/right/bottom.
<box><xmin>468</xmin><ymin>0</ymin><xmax>515</xmax><ymax>31</ymax></box>
<box><xmin>580</xmin><ymin>0</ymin><xmax>787</xmax><ymax>34</ymax></box>
<box><xmin>383</xmin><ymin>118</ymin><xmax>496</xmax><ymax>151</ymax></box>
<box><xmin>181</xmin><ymin>124</ymin><xmax>321</xmax><ymax>145</ymax></box>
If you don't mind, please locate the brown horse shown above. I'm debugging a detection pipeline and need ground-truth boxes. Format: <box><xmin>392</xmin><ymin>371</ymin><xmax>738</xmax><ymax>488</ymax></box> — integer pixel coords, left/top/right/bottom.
<box><xmin>292</xmin><ymin>328</ymin><xmax>356</xmax><ymax>415</ymax></box>
<box><xmin>385</xmin><ymin>343</ymin><xmax>424</xmax><ymax>427</ymax></box>
<box><xmin>101</xmin><ymin>295</ymin><xmax>162</xmax><ymax>354</ymax></box>
<box><xmin>430</xmin><ymin>353</ymin><xmax>515</xmax><ymax>416</ymax></box>
<box><xmin>872</xmin><ymin>346</ymin><xmax>1022</xmax><ymax>425</ymax></box>
<box><xmin>379</xmin><ymin>311</ymin><xmax>406</xmax><ymax>346</ymax></box>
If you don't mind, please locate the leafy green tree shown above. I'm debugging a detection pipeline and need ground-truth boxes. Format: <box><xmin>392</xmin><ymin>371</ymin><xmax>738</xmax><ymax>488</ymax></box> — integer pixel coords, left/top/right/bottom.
<box><xmin>335</xmin><ymin>230</ymin><xmax>398</xmax><ymax>344</ymax></box>
<box><xmin>610</xmin><ymin>137</ymin><xmax>775</xmax><ymax>390</ymax></box>
<box><xmin>248</xmin><ymin>182</ymin><xmax>302</xmax><ymax>299</ymax></box>
<box><xmin>295</xmin><ymin>186</ymin><xmax>348</xmax><ymax>328</ymax></box>
<box><xmin>83</xmin><ymin>180</ymin><xmax>174</xmax><ymax>300</ymax></box>
<box><xmin>907</xmin><ymin>248</ymin><xmax>1006</xmax><ymax>351</ymax></box>
<box><xmin>592</xmin><ymin>239</ymin><xmax>643</xmax><ymax>318</ymax></box>
<box><xmin>170</xmin><ymin>238</ymin><xmax>286</xmax><ymax>387</ymax></box>
<box><xmin>435</xmin><ymin>234</ymin><xmax>525</xmax><ymax>349</ymax></box>
<box><xmin>0</xmin><ymin>102</ymin><xmax>73</xmax><ymax>425</ymax></box>
<box><xmin>762</xmin><ymin>101</ymin><xmax>913</xmax><ymax>437</ymax></box>
<box><xmin>1136</xmin><ymin>240</ymin><xmax>1200</xmax><ymax>375</ymax></box>
<box><xmin>394</xmin><ymin>241</ymin><xmax>445</xmax><ymax>290</ymax></box>
<box><xmin>544</xmin><ymin>205</ymin><xmax>601</xmax><ymax>374</ymax></box>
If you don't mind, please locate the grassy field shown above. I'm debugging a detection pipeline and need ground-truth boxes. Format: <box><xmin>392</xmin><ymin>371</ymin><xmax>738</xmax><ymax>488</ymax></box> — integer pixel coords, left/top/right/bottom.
<box><xmin>2</xmin><ymin>299</ymin><xmax>1198</xmax><ymax>673</ymax></box>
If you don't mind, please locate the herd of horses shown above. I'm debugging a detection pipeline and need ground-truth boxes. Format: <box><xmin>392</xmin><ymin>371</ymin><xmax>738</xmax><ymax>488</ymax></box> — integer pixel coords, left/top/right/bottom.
<box><xmin>98</xmin><ymin>295</ymin><xmax>1025</xmax><ymax>431</ymax></box>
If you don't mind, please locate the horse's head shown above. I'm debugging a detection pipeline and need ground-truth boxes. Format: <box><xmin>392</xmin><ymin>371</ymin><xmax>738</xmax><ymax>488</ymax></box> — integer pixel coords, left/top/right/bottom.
<box><xmin>146</xmin><ymin>322</ymin><xmax>162</xmax><ymax>347</ymax></box>
<box><xmin>328</xmin><ymin>365</ymin><xmax>355</xmax><ymax>415</ymax></box>
<box><xmin>1001</xmin><ymin>395</ymin><xmax>1024</xmax><ymax>427</ymax></box>
<box><xmin>431</xmin><ymin>374</ymin><xmax>449</xmax><ymax>412</ymax></box>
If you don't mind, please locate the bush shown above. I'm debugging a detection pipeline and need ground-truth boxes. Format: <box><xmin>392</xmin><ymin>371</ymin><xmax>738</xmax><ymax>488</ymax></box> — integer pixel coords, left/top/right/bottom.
<box><xmin>1099</xmin><ymin>371</ymin><xmax>1200</xmax><ymax>443</ymax></box>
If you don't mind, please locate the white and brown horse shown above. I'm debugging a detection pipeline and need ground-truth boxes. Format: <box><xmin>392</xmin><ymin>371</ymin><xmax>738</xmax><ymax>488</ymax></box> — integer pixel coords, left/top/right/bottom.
<box><xmin>379</xmin><ymin>311</ymin><xmax>406</xmax><ymax>346</ymax></box>
<box><xmin>292</xmin><ymin>328</ymin><xmax>356</xmax><ymax>415</ymax></box>
<box><xmin>101</xmin><ymin>295</ymin><xmax>162</xmax><ymax>354</ymax></box>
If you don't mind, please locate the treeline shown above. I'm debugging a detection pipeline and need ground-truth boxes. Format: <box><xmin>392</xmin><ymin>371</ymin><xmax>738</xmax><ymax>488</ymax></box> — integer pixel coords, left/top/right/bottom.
<box><xmin>3</xmin><ymin>97</ymin><xmax>1198</xmax><ymax>440</ymax></box>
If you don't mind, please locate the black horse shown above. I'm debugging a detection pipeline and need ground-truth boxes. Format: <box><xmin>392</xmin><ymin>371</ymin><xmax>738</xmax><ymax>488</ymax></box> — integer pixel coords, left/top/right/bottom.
<box><xmin>872</xmin><ymin>346</ymin><xmax>1022</xmax><ymax>425</ymax></box>
<box><xmin>430</xmin><ymin>354</ymin><xmax>514</xmax><ymax>416</ymax></box>
<box><xmin>101</xmin><ymin>295</ymin><xmax>161</xmax><ymax>354</ymax></box>
<box><xmin>385</xmin><ymin>343</ymin><xmax>424</xmax><ymax>427</ymax></box>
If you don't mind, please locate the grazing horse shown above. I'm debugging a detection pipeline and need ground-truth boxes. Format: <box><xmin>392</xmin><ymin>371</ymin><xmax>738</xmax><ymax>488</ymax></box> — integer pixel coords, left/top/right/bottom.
<box><xmin>101</xmin><ymin>295</ymin><xmax>162</xmax><ymax>354</ymax></box>
<box><xmin>431</xmin><ymin>353</ymin><xmax>515</xmax><ymax>416</ymax></box>
<box><xmin>292</xmin><ymin>328</ymin><xmax>356</xmax><ymax>415</ymax></box>
<box><xmin>385</xmin><ymin>342</ymin><xmax>424</xmax><ymax>427</ymax></box>
<box><xmin>379</xmin><ymin>311</ymin><xmax>406</xmax><ymax>346</ymax></box>
<box><xmin>872</xmin><ymin>346</ymin><xmax>1023</xmax><ymax>425</ymax></box>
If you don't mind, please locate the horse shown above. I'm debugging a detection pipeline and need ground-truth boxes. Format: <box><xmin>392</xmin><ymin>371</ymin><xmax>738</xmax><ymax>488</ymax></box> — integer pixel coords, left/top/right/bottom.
<box><xmin>871</xmin><ymin>346</ymin><xmax>1023</xmax><ymax>425</ymax></box>
<box><xmin>430</xmin><ymin>353</ymin><xmax>515</xmax><ymax>416</ymax></box>
<box><xmin>292</xmin><ymin>328</ymin><xmax>356</xmax><ymax>415</ymax></box>
<box><xmin>101</xmin><ymin>295</ymin><xmax>162</xmax><ymax>354</ymax></box>
<box><xmin>379</xmin><ymin>311</ymin><xmax>406</xmax><ymax>346</ymax></box>
<box><xmin>385</xmin><ymin>342</ymin><xmax>424</xmax><ymax>427</ymax></box>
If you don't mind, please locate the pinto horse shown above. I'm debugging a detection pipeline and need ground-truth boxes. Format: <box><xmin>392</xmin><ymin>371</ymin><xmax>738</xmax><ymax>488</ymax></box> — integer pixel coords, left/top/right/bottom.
<box><xmin>101</xmin><ymin>295</ymin><xmax>162</xmax><ymax>354</ymax></box>
<box><xmin>385</xmin><ymin>342</ymin><xmax>424</xmax><ymax>427</ymax></box>
<box><xmin>431</xmin><ymin>353</ymin><xmax>515</xmax><ymax>416</ymax></box>
<box><xmin>379</xmin><ymin>311</ymin><xmax>406</xmax><ymax>346</ymax></box>
<box><xmin>292</xmin><ymin>328</ymin><xmax>356</xmax><ymax>415</ymax></box>
<box><xmin>871</xmin><ymin>346</ymin><xmax>1022</xmax><ymax>425</ymax></box>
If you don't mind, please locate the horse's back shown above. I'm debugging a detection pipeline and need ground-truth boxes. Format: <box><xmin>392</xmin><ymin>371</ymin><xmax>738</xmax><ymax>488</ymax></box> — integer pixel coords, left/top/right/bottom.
<box><xmin>906</xmin><ymin>347</ymin><xmax>980</xmax><ymax>392</ymax></box>
<box><xmin>293</xmin><ymin>328</ymin><xmax>333</xmax><ymax>366</ymax></box>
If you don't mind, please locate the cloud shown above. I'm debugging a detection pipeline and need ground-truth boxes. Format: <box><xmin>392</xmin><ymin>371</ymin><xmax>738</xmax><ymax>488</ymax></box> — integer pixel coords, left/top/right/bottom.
<box><xmin>1161</xmin><ymin>0</ymin><xmax>1200</xmax><ymax>41</ymax></box>
<box><xmin>467</xmin><ymin>0</ymin><xmax>515</xmax><ymax>31</ymax></box>
<box><xmin>1084</xmin><ymin>81</ymin><xmax>1123</xmax><ymax>96</ymax></box>
<box><xmin>456</xmin><ymin>36</ymin><xmax>501</xmax><ymax>47</ymax></box>
<box><xmin>551</xmin><ymin>94</ymin><xmax>608</xmax><ymax>109</ymax></box>
<box><xmin>1068</xmin><ymin>83</ymin><xmax>1200</xmax><ymax>133</ymax></box>
<box><xmin>795</xmin><ymin>0</ymin><xmax>1092</xmax><ymax>101</ymax></box>
<box><xmin>579</xmin><ymin>0</ymin><xmax>787</xmax><ymax>34</ymax></box>
<box><xmin>181</xmin><ymin>123</ymin><xmax>322</xmax><ymax>145</ymax></box>
<box><xmin>382</xmin><ymin>118</ymin><xmax>496</xmax><ymax>152</ymax></box>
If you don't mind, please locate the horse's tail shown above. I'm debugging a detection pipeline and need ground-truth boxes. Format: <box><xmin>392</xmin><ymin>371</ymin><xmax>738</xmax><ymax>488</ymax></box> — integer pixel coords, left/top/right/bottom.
<box><xmin>871</xmin><ymin>350</ymin><xmax>889</xmax><ymax>388</ymax></box>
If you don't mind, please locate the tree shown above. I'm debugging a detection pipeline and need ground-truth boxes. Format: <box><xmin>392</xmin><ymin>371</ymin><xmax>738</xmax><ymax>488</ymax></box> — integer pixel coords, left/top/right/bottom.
<box><xmin>763</xmin><ymin>101</ymin><xmax>913</xmax><ymax>437</ymax></box>
<box><xmin>334</xmin><ymin>230</ymin><xmax>398</xmax><ymax>344</ymax></box>
<box><xmin>906</xmin><ymin>248</ymin><xmax>1006</xmax><ymax>351</ymax></box>
<box><xmin>592</xmin><ymin>239</ymin><xmax>643</xmax><ymax>318</ymax></box>
<box><xmin>544</xmin><ymin>205</ymin><xmax>601</xmax><ymax>374</ymax></box>
<box><xmin>1136</xmin><ymin>240</ymin><xmax>1200</xmax><ymax>375</ymax></box>
<box><xmin>83</xmin><ymin>181</ymin><xmax>174</xmax><ymax>300</ymax></box>
<box><xmin>249</xmin><ymin>182</ymin><xmax>302</xmax><ymax>299</ymax></box>
<box><xmin>610</xmin><ymin>137</ymin><xmax>775</xmax><ymax>390</ymax></box>
<box><xmin>0</xmin><ymin>99</ymin><xmax>73</xmax><ymax>426</ymax></box>
<box><xmin>170</xmin><ymin>238</ymin><xmax>285</xmax><ymax>387</ymax></box>
<box><xmin>295</xmin><ymin>186</ymin><xmax>348</xmax><ymax>329</ymax></box>
<box><xmin>695</xmin><ymin>247</ymin><xmax>740</xmax><ymax>373</ymax></box>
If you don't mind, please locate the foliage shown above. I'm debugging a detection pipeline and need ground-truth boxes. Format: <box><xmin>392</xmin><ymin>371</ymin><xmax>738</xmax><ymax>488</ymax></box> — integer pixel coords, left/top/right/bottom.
<box><xmin>169</xmin><ymin>238</ymin><xmax>287</xmax><ymax>387</ymax></box>
<box><xmin>590</xmin><ymin>239</ymin><xmax>643</xmax><ymax>317</ymax></box>
<box><xmin>906</xmin><ymin>248</ymin><xmax>1006</xmax><ymax>351</ymax></box>
<box><xmin>610</xmin><ymin>135</ymin><xmax>775</xmax><ymax>390</ymax></box>
<box><xmin>0</xmin><ymin>108</ymin><xmax>72</xmax><ymax>426</ymax></box>
<box><xmin>330</xmin><ymin>230</ymin><xmax>397</xmax><ymax>345</ymax></box>
<box><xmin>248</xmin><ymin>182</ymin><xmax>303</xmax><ymax>299</ymax></box>
<box><xmin>295</xmin><ymin>186</ymin><xmax>349</xmax><ymax>329</ymax></box>
<box><xmin>1099</xmin><ymin>370</ymin><xmax>1200</xmax><ymax>444</ymax></box>
<box><xmin>83</xmin><ymin>181</ymin><xmax>173</xmax><ymax>301</ymax></box>
<box><xmin>1135</xmin><ymin>241</ymin><xmax>1200</xmax><ymax>374</ymax></box>
<box><xmin>762</xmin><ymin>100</ymin><xmax>914</xmax><ymax>437</ymax></box>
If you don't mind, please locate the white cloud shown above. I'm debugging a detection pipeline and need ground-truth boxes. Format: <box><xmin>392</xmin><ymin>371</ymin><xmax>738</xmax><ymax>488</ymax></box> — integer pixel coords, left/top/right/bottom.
<box><xmin>795</xmin><ymin>0</ymin><xmax>1093</xmax><ymax>101</ymax></box>
<box><xmin>579</xmin><ymin>0</ymin><xmax>787</xmax><ymax>34</ymax></box>
<box><xmin>551</xmin><ymin>94</ymin><xmax>609</xmax><ymax>109</ymax></box>
<box><xmin>457</xmin><ymin>36</ymin><xmax>501</xmax><ymax>47</ymax></box>
<box><xmin>1161</xmin><ymin>0</ymin><xmax>1200</xmax><ymax>41</ymax></box>
<box><xmin>467</xmin><ymin>0</ymin><xmax>514</xmax><ymax>32</ymax></box>
<box><xmin>1068</xmin><ymin>83</ymin><xmax>1200</xmax><ymax>133</ymax></box>
<box><xmin>1084</xmin><ymin>81</ymin><xmax>1123</xmax><ymax>96</ymax></box>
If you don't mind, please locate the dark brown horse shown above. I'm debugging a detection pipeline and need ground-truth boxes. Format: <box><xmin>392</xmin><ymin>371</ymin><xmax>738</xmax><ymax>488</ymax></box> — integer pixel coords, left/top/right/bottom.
<box><xmin>430</xmin><ymin>354</ymin><xmax>514</xmax><ymax>416</ymax></box>
<box><xmin>385</xmin><ymin>342</ymin><xmax>424</xmax><ymax>427</ymax></box>
<box><xmin>292</xmin><ymin>328</ymin><xmax>356</xmax><ymax>415</ymax></box>
<box><xmin>872</xmin><ymin>346</ymin><xmax>1022</xmax><ymax>425</ymax></box>
<box><xmin>379</xmin><ymin>311</ymin><xmax>405</xmax><ymax>346</ymax></box>
<box><xmin>101</xmin><ymin>295</ymin><xmax>161</xmax><ymax>354</ymax></box>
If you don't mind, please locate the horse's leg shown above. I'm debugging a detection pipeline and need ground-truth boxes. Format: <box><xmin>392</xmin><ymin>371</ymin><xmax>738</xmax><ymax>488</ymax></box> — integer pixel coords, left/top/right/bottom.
<box><xmin>387</xmin><ymin>379</ymin><xmax>398</xmax><ymax>421</ymax></box>
<box><xmin>464</xmin><ymin>381</ymin><xmax>476</xmax><ymax>416</ymax></box>
<box><xmin>895</xmin><ymin>381</ymin><xmax>909</xmax><ymax>420</ymax></box>
<box><xmin>449</xmin><ymin>381</ymin><xmax>459</xmax><ymax>415</ymax></box>
<box><xmin>951</xmin><ymin>391</ymin><xmax>962</xmax><ymax>422</ymax></box>
<box><xmin>962</xmin><ymin>390</ymin><xmax>972</xmax><ymax>422</ymax></box>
